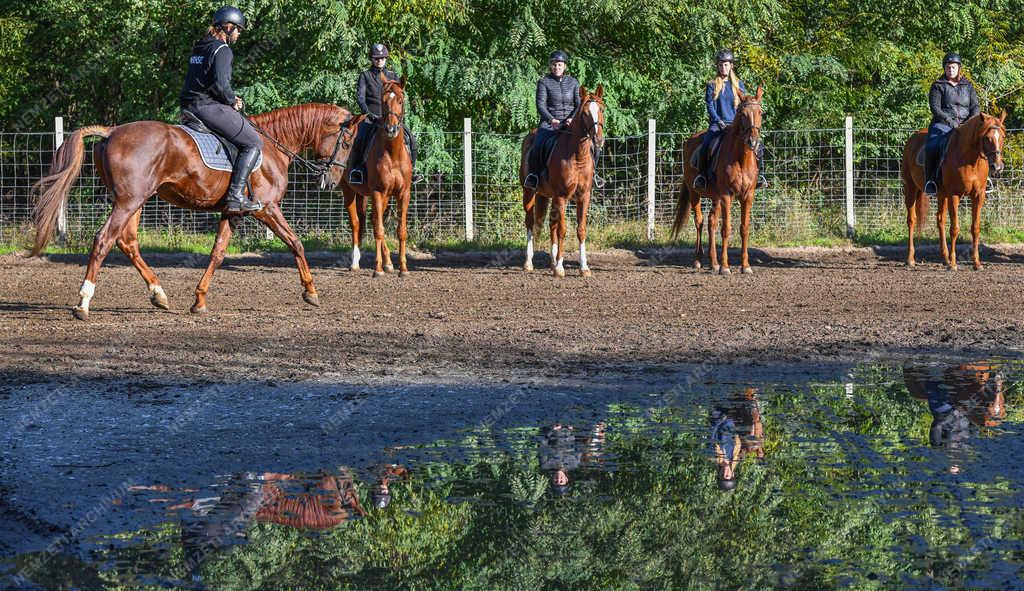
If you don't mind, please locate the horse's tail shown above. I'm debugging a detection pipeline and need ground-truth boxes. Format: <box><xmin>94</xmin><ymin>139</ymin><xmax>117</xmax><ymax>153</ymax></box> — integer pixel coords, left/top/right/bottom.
<box><xmin>916</xmin><ymin>188</ymin><xmax>929</xmax><ymax>237</ymax></box>
<box><xmin>670</xmin><ymin>184</ymin><xmax>693</xmax><ymax>241</ymax></box>
<box><xmin>31</xmin><ymin>125</ymin><xmax>111</xmax><ymax>255</ymax></box>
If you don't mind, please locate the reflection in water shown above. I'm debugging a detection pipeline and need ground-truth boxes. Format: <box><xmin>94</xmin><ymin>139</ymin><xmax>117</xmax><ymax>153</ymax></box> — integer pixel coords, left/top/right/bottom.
<box><xmin>3</xmin><ymin>360</ymin><xmax>1023</xmax><ymax>589</ymax></box>
<box><xmin>903</xmin><ymin>362</ymin><xmax>1007</xmax><ymax>448</ymax></box>
<box><xmin>709</xmin><ymin>388</ymin><xmax>764</xmax><ymax>490</ymax></box>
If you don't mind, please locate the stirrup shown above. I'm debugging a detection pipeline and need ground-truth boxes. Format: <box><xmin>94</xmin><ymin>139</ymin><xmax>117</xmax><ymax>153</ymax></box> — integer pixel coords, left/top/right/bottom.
<box><xmin>225</xmin><ymin>196</ymin><xmax>263</xmax><ymax>213</ymax></box>
<box><xmin>986</xmin><ymin>178</ymin><xmax>995</xmax><ymax>195</ymax></box>
<box><xmin>593</xmin><ymin>174</ymin><xmax>606</xmax><ymax>189</ymax></box>
<box><xmin>693</xmin><ymin>175</ymin><xmax>708</xmax><ymax>190</ymax></box>
<box><xmin>924</xmin><ymin>180</ymin><xmax>938</xmax><ymax>197</ymax></box>
<box><xmin>756</xmin><ymin>175</ymin><xmax>768</xmax><ymax>189</ymax></box>
<box><xmin>348</xmin><ymin>168</ymin><xmax>365</xmax><ymax>185</ymax></box>
<box><xmin>523</xmin><ymin>173</ymin><xmax>539</xmax><ymax>190</ymax></box>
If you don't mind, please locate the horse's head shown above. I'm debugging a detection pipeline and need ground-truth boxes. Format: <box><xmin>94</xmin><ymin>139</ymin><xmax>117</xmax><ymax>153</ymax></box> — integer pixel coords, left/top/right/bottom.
<box><xmin>380</xmin><ymin>74</ymin><xmax>407</xmax><ymax>140</ymax></box>
<box><xmin>312</xmin><ymin>105</ymin><xmax>354</xmax><ymax>190</ymax></box>
<box><xmin>979</xmin><ymin>111</ymin><xmax>1007</xmax><ymax>177</ymax></box>
<box><xmin>578</xmin><ymin>84</ymin><xmax>606</xmax><ymax>149</ymax></box>
<box><xmin>736</xmin><ymin>86</ymin><xmax>764</xmax><ymax>151</ymax></box>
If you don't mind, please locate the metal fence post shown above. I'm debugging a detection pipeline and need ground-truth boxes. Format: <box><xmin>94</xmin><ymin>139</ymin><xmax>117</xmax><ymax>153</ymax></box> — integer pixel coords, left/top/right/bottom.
<box><xmin>54</xmin><ymin>116</ymin><xmax>67</xmax><ymax>241</ymax></box>
<box><xmin>646</xmin><ymin>119</ymin><xmax>656</xmax><ymax>240</ymax></box>
<box><xmin>463</xmin><ymin>117</ymin><xmax>474</xmax><ymax>241</ymax></box>
<box><xmin>844</xmin><ymin>116</ymin><xmax>856</xmax><ymax>238</ymax></box>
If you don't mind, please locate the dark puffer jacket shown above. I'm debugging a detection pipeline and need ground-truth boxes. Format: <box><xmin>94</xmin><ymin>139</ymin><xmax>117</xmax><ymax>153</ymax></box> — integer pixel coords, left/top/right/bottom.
<box><xmin>929</xmin><ymin>76</ymin><xmax>981</xmax><ymax>128</ymax></box>
<box><xmin>536</xmin><ymin>73</ymin><xmax>581</xmax><ymax>129</ymax></box>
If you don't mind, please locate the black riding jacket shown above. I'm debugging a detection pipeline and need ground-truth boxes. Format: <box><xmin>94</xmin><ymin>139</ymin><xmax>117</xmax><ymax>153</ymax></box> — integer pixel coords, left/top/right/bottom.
<box><xmin>180</xmin><ymin>36</ymin><xmax>237</xmax><ymax>109</ymax></box>
<box><xmin>357</xmin><ymin>67</ymin><xmax>399</xmax><ymax>117</ymax></box>
<box><xmin>536</xmin><ymin>73</ymin><xmax>581</xmax><ymax>129</ymax></box>
<box><xmin>929</xmin><ymin>76</ymin><xmax>980</xmax><ymax>128</ymax></box>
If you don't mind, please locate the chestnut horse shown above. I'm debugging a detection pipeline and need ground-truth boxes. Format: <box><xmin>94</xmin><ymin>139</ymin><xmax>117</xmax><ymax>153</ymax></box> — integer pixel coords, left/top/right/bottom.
<box><xmin>334</xmin><ymin>75</ymin><xmax>414</xmax><ymax>277</ymax></box>
<box><xmin>31</xmin><ymin>103</ymin><xmax>351</xmax><ymax>319</ymax></box>
<box><xmin>901</xmin><ymin>112</ymin><xmax>1006</xmax><ymax>270</ymax></box>
<box><xmin>520</xmin><ymin>84</ymin><xmax>606</xmax><ymax>277</ymax></box>
<box><xmin>671</xmin><ymin>87</ymin><xmax>764</xmax><ymax>274</ymax></box>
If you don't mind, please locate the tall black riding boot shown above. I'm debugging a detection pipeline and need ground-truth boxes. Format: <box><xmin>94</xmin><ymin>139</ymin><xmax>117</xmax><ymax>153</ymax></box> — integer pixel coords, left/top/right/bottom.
<box><xmin>225</xmin><ymin>147</ymin><xmax>263</xmax><ymax>213</ymax></box>
<box><xmin>924</xmin><ymin>148</ymin><xmax>939</xmax><ymax>196</ymax></box>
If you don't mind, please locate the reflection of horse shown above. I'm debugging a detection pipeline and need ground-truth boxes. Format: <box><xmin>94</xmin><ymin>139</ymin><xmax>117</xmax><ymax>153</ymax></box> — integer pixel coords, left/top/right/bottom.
<box><xmin>903</xmin><ymin>362</ymin><xmax>1006</xmax><ymax>429</ymax></box>
<box><xmin>900</xmin><ymin>112</ymin><xmax>1006</xmax><ymax>270</ymax></box>
<box><xmin>30</xmin><ymin>103</ymin><xmax>351</xmax><ymax>318</ymax></box>
<box><xmin>710</xmin><ymin>388</ymin><xmax>764</xmax><ymax>491</ymax></box>
<box><xmin>520</xmin><ymin>85</ymin><xmax>605</xmax><ymax>277</ymax></box>
<box><xmin>671</xmin><ymin>87</ymin><xmax>764</xmax><ymax>274</ymax></box>
<box><xmin>336</xmin><ymin>75</ymin><xmax>414</xmax><ymax>277</ymax></box>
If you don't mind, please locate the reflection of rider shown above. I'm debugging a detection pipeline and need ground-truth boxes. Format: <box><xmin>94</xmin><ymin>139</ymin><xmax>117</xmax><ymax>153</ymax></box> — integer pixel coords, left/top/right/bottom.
<box><xmin>523</xmin><ymin>51</ymin><xmax>581</xmax><ymax>190</ymax></box>
<box><xmin>538</xmin><ymin>422</ymin><xmax>605</xmax><ymax>496</ymax></box>
<box><xmin>179</xmin><ymin>6</ymin><xmax>264</xmax><ymax>213</ymax></box>
<box><xmin>709</xmin><ymin>389</ymin><xmax>765</xmax><ymax>491</ymax></box>
<box><xmin>348</xmin><ymin>43</ymin><xmax>419</xmax><ymax>185</ymax></box>
<box><xmin>903</xmin><ymin>362</ymin><xmax>1006</xmax><ymax>449</ymax></box>
<box><xmin>694</xmin><ymin>50</ymin><xmax>766</xmax><ymax>191</ymax></box>
<box><xmin>924</xmin><ymin>53</ymin><xmax>981</xmax><ymax>197</ymax></box>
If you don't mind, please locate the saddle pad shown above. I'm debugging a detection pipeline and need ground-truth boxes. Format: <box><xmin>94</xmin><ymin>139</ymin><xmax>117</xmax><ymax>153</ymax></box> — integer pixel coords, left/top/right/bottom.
<box><xmin>916</xmin><ymin>134</ymin><xmax>951</xmax><ymax>167</ymax></box>
<box><xmin>178</xmin><ymin>125</ymin><xmax>263</xmax><ymax>172</ymax></box>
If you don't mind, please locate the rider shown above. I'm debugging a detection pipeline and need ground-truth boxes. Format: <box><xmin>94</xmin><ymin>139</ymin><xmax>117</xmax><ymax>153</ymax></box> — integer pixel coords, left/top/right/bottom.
<box><xmin>693</xmin><ymin>49</ymin><xmax>766</xmax><ymax>191</ymax></box>
<box><xmin>179</xmin><ymin>6</ymin><xmax>263</xmax><ymax>213</ymax></box>
<box><xmin>523</xmin><ymin>50</ymin><xmax>581</xmax><ymax>190</ymax></box>
<box><xmin>348</xmin><ymin>43</ymin><xmax>419</xmax><ymax>185</ymax></box>
<box><xmin>924</xmin><ymin>52</ymin><xmax>981</xmax><ymax>196</ymax></box>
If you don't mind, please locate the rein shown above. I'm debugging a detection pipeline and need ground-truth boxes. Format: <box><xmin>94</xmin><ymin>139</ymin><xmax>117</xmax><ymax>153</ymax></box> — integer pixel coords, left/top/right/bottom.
<box><xmin>241</xmin><ymin>110</ymin><xmax>334</xmax><ymax>174</ymax></box>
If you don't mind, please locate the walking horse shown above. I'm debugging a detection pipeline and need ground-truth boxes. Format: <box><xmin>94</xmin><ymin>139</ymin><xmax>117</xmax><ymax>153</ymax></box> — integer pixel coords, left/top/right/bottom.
<box><xmin>331</xmin><ymin>75</ymin><xmax>414</xmax><ymax>277</ymax></box>
<box><xmin>520</xmin><ymin>84</ymin><xmax>606</xmax><ymax>277</ymax></box>
<box><xmin>901</xmin><ymin>112</ymin><xmax>1006</xmax><ymax>270</ymax></box>
<box><xmin>31</xmin><ymin>103</ymin><xmax>351</xmax><ymax>319</ymax></box>
<box><xmin>671</xmin><ymin>87</ymin><xmax>764</xmax><ymax>274</ymax></box>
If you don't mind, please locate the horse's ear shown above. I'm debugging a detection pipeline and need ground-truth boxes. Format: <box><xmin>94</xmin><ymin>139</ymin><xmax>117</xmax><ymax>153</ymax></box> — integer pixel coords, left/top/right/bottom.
<box><xmin>580</xmin><ymin>85</ymin><xmax>587</xmax><ymax>99</ymax></box>
<box><xmin>999</xmin><ymin>110</ymin><xmax>1007</xmax><ymax>124</ymax></box>
<box><xmin>596</xmin><ymin>84</ymin><xmax>604</xmax><ymax>99</ymax></box>
<box><xmin>400</xmin><ymin>74</ymin><xmax>407</xmax><ymax>89</ymax></box>
<box><xmin>756</xmin><ymin>85</ymin><xmax>764</xmax><ymax>101</ymax></box>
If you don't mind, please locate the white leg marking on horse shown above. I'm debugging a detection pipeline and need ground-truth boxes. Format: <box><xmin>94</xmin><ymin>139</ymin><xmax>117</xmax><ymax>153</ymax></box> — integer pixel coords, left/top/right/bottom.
<box><xmin>148</xmin><ymin>284</ymin><xmax>166</xmax><ymax>297</ymax></box>
<box><xmin>551</xmin><ymin>242</ymin><xmax>559</xmax><ymax>263</ymax></box>
<box><xmin>525</xmin><ymin>230</ymin><xmax>534</xmax><ymax>267</ymax></box>
<box><xmin>79</xmin><ymin>280</ymin><xmax>96</xmax><ymax>311</ymax></box>
<box><xmin>351</xmin><ymin>246</ymin><xmax>361</xmax><ymax>269</ymax></box>
<box><xmin>579</xmin><ymin>240</ymin><xmax>589</xmax><ymax>270</ymax></box>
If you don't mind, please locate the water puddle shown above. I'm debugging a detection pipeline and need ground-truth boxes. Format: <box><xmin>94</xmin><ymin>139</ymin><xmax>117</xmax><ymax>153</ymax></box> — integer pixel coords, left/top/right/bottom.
<box><xmin>2</xmin><ymin>359</ymin><xmax>1022</xmax><ymax>589</ymax></box>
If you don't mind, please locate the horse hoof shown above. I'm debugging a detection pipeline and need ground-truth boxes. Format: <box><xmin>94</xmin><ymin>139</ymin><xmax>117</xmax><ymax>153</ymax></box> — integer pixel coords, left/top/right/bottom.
<box><xmin>524</xmin><ymin>263</ymin><xmax>534</xmax><ymax>272</ymax></box>
<box><xmin>190</xmin><ymin>305</ymin><xmax>208</xmax><ymax>314</ymax></box>
<box><xmin>906</xmin><ymin>260</ymin><xmax>916</xmax><ymax>268</ymax></box>
<box><xmin>946</xmin><ymin>265</ymin><xmax>958</xmax><ymax>273</ymax></box>
<box><xmin>384</xmin><ymin>265</ymin><xmax>395</xmax><ymax>274</ymax></box>
<box><xmin>150</xmin><ymin>291</ymin><xmax>170</xmax><ymax>310</ymax></box>
<box><xmin>580</xmin><ymin>268</ymin><xmax>593</xmax><ymax>278</ymax></box>
<box><xmin>712</xmin><ymin>265</ymin><xmax>721</xmax><ymax>273</ymax></box>
<box><xmin>72</xmin><ymin>307</ymin><xmax>88</xmax><ymax>321</ymax></box>
<box><xmin>741</xmin><ymin>266</ymin><xmax>753</xmax><ymax>275</ymax></box>
<box><xmin>693</xmin><ymin>261</ymin><xmax>702</xmax><ymax>270</ymax></box>
<box><xmin>349</xmin><ymin>265</ymin><xmax>360</xmax><ymax>272</ymax></box>
<box><xmin>973</xmin><ymin>264</ymin><xmax>983</xmax><ymax>271</ymax></box>
<box><xmin>553</xmin><ymin>268</ymin><xmax>566</xmax><ymax>278</ymax></box>
<box><xmin>373</xmin><ymin>271</ymin><xmax>386</xmax><ymax>279</ymax></box>
<box><xmin>720</xmin><ymin>267</ymin><xmax>731</xmax><ymax>276</ymax></box>
<box><xmin>303</xmin><ymin>292</ymin><xmax>320</xmax><ymax>307</ymax></box>
<box><xmin>399</xmin><ymin>271</ymin><xmax>410</xmax><ymax>278</ymax></box>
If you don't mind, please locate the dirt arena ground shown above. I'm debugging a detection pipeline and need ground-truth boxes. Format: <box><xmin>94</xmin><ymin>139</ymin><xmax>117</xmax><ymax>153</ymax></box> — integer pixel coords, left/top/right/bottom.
<box><xmin>2</xmin><ymin>245</ymin><xmax>1023</xmax><ymax>385</ymax></box>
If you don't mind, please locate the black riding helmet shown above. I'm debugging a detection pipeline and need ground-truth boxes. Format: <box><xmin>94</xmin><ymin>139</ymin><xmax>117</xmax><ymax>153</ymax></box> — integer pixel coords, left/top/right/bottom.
<box><xmin>715</xmin><ymin>49</ymin><xmax>735</xmax><ymax>63</ymax></box>
<box><xmin>212</xmin><ymin>6</ymin><xmax>247</xmax><ymax>31</ymax></box>
<box><xmin>943</xmin><ymin>52</ymin><xmax>963</xmax><ymax>65</ymax></box>
<box><xmin>370</xmin><ymin>44</ymin><xmax>389</xmax><ymax>59</ymax></box>
<box><xmin>549</xmin><ymin>50</ymin><xmax>569</xmax><ymax>64</ymax></box>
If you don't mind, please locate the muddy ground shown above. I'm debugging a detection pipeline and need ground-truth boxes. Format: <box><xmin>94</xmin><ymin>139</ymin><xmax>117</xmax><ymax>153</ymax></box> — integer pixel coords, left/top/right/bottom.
<box><xmin>2</xmin><ymin>244</ymin><xmax>1023</xmax><ymax>386</ymax></box>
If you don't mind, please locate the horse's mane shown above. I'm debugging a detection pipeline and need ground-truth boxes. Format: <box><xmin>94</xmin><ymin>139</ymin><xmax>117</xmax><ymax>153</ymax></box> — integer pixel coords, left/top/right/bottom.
<box><xmin>251</xmin><ymin>103</ymin><xmax>346</xmax><ymax>148</ymax></box>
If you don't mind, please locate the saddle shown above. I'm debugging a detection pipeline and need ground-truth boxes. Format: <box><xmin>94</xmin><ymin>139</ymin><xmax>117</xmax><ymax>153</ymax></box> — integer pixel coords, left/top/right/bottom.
<box><xmin>689</xmin><ymin>134</ymin><xmax>723</xmax><ymax>173</ymax></box>
<box><xmin>915</xmin><ymin>133</ymin><xmax>952</xmax><ymax>168</ymax></box>
<box><xmin>528</xmin><ymin>131</ymin><xmax>560</xmax><ymax>179</ymax></box>
<box><xmin>179</xmin><ymin>110</ymin><xmax>263</xmax><ymax>173</ymax></box>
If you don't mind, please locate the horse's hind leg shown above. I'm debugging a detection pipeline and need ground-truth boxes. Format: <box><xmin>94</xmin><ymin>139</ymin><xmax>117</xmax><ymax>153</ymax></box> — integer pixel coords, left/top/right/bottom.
<box><xmin>74</xmin><ymin>202</ymin><xmax>141</xmax><ymax>320</ymax></box>
<box><xmin>947</xmin><ymin>195</ymin><xmax>961</xmax><ymax>271</ymax></box>
<box><xmin>576</xmin><ymin>191</ymin><xmax>592</xmax><ymax>277</ymax></box>
<box><xmin>254</xmin><ymin>203</ymin><xmax>319</xmax><ymax>305</ymax></box>
<box><xmin>739</xmin><ymin>191</ymin><xmax>754</xmax><ymax>274</ymax></box>
<box><xmin>116</xmin><ymin>208</ymin><xmax>168</xmax><ymax>310</ymax></box>
<box><xmin>549</xmin><ymin>196</ymin><xmax>567</xmax><ymax>277</ymax></box>
<box><xmin>903</xmin><ymin>177</ymin><xmax>921</xmax><ymax>267</ymax></box>
<box><xmin>191</xmin><ymin>215</ymin><xmax>236</xmax><ymax>313</ymax></box>
<box><xmin>397</xmin><ymin>187</ymin><xmax>411</xmax><ymax>276</ymax></box>
<box><xmin>936</xmin><ymin>195</ymin><xmax>950</xmax><ymax>267</ymax></box>
<box><xmin>523</xmin><ymin>189</ymin><xmax>537</xmax><ymax>271</ymax></box>
<box><xmin>707</xmin><ymin>198</ymin><xmax>721</xmax><ymax>273</ymax></box>
<box><xmin>343</xmin><ymin>186</ymin><xmax>362</xmax><ymax>271</ymax></box>
<box><xmin>970</xmin><ymin>193</ymin><xmax>985</xmax><ymax>270</ymax></box>
<box><xmin>693</xmin><ymin>195</ymin><xmax>704</xmax><ymax>269</ymax></box>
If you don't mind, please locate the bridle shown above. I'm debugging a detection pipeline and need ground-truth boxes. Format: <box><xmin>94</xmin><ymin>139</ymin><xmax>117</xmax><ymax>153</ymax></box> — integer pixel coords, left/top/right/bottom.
<box><xmin>980</xmin><ymin>122</ymin><xmax>1004</xmax><ymax>167</ymax></box>
<box><xmin>737</xmin><ymin>100</ymin><xmax>762</xmax><ymax>150</ymax></box>
<box><xmin>379</xmin><ymin>84</ymin><xmax>405</xmax><ymax>138</ymax></box>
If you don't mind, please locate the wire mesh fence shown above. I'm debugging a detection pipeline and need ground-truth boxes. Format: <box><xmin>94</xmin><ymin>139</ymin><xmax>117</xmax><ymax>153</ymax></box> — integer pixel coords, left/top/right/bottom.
<box><xmin>1</xmin><ymin>121</ymin><xmax>1022</xmax><ymax>248</ymax></box>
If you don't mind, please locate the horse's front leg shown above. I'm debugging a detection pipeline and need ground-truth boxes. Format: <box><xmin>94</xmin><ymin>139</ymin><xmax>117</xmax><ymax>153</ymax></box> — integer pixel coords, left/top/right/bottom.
<box><xmin>719</xmin><ymin>193</ymin><xmax>733</xmax><ymax>275</ymax></box>
<box><xmin>708</xmin><ymin>198</ymin><xmax>721</xmax><ymax>273</ymax></box>
<box><xmin>970</xmin><ymin>193</ymin><xmax>985</xmax><ymax>270</ymax></box>
<box><xmin>550</xmin><ymin>196</ymin><xmax>568</xmax><ymax>277</ymax></box>
<box><xmin>739</xmin><ymin>190</ymin><xmax>754</xmax><ymax>274</ymax></box>
<box><xmin>948</xmin><ymin>194</ymin><xmax>961</xmax><ymax>271</ymax></box>
<box><xmin>371</xmin><ymin>191</ymin><xmax>388</xmax><ymax>278</ymax></box>
<box><xmin>937</xmin><ymin>195</ymin><xmax>950</xmax><ymax>267</ymax></box>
